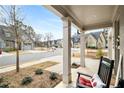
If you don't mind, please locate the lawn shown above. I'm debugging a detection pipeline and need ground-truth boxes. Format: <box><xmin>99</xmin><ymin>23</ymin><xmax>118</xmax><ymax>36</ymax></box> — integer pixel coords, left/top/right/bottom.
<box><xmin>72</xmin><ymin>50</ymin><xmax>107</xmax><ymax>59</ymax></box>
<box><xmin>0</xmin><ymin>61</ymin><xmax>62</xmax><ymax>88</ymax></box>
<box><xmin>34</xmin><ymin>47</ymin><xmax>52</xmax><ymax>51</ymax></box>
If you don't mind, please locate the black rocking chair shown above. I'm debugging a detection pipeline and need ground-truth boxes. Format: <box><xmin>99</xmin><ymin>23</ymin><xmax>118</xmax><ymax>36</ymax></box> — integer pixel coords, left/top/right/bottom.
<box><xmin>76</xmin><ymin>56</ymin><xmax>114</xmax><ymax>88</ymax></box>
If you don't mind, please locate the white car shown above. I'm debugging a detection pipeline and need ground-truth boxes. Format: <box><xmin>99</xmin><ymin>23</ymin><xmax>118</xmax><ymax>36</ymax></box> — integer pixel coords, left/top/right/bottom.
<box><xmin>52</xmin><ymin>47</ymin><xmax>56</xmax><ymax>51</ymax></box>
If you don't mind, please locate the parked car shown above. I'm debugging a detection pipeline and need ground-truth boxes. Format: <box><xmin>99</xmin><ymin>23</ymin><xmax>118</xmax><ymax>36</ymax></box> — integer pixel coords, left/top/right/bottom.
<box><xmin>52</xmin><ymin>47</ymin><xmax>56</xmax><ymax>51</ymax></box>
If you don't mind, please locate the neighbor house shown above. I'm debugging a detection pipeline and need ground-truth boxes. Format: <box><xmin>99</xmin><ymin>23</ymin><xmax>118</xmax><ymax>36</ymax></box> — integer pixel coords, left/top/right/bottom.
<box><xmin>20</xmin><ymin>25</ymin><xmax>35</xmax><ymax>50</ymax></box>
<box><xmin>20</xmin><ymin>31</ymin><xmax>34</xmax><ymax>50</ymax></box>
<box><xmin>0</xmin><ymin>25</ymin><xmax>35</xmax><ymax>51</ymax></box>
<box><xmin>71</xmin><ymin>33</ymin><xmax>80</xmax><ymax>48</ymax></box>
<box><xmin>0</xmin><ymin>25</ymin><xmax>16</xmax><ymax>50</ymax></box>
<box><xmin>54</xmin><ymin>39</ymin><xmax>63</xmax><ymax>48</ymax></box>
<box><xmin>42</xmin><ymin>39</ymin><xmax>63</xmax><ymax>48</ymax></box>
<box><xmin>86</xmin><ymin>31</ymin><xmax>107</xmax><ymax>49</ymax></box>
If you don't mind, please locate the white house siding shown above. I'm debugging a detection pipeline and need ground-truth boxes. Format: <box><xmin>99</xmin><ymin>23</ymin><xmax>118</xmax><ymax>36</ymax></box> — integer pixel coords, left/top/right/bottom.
<box><xmin>97</xmin><ymin>38</ymin><xmax>102</xmax><ymax>48</ymax></box>
<box><xmin>87</xmin><ymin>35</ymin><xmax>97</xmax><ymax>48</ymax></box>
<box><xmin>97</xmin><ymin>33</ymin><xmax>106</xmax><ymax>48</ymax></box>
<box><xmin>101</xmin><ymin>34</ymin><xmax>106</xmax><ymax>48</ymax></box>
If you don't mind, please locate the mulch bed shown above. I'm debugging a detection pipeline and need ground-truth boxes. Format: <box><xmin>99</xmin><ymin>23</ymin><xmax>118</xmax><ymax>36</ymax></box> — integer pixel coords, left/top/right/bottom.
<box><xmin>0</xmin><ymin>61</ymin><xmax>62</xmax><ymax>88</ymax></box>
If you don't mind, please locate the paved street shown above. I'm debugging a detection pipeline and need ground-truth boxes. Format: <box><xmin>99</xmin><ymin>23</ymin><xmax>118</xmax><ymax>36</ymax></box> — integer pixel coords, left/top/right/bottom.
<box><xmin>0</xmin><ymin>48</ymin><xmax>85</xmax><ymax>68</ymax></box>
<box><xmin>0</xmin><ymin>48</ymin><xmax>62</xmax><ymax>67</ymax></box>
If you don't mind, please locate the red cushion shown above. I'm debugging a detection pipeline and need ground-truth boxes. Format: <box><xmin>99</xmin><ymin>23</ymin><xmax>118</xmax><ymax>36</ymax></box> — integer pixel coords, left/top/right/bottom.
<box><xmin>85</xmin><ymin>83</ymin><xmax>92</xmax><ymax>87</ymax></box>
<box><xmin>79</xmin><ymin>77</ymin><xmax>91</xmax><ymax>83</ymax></box>
<box><xmin>79</xmin><ymin>77</ymin><xmax>92</xmax><ymax>87</ymax></box>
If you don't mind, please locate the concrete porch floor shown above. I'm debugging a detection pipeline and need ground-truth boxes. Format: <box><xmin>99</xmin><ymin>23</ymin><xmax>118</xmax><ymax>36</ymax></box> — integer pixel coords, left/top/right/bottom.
<box><xmin>45</xmin><ymin>56</ymin><xmax>100</xmax><ymax>88</ymax></box>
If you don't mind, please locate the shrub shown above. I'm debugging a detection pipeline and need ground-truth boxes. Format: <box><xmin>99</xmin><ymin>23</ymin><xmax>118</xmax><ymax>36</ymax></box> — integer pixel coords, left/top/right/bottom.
<box><xmin>96</xmin><ymin>49</ymin><xmax>104</xmax><ymax>58</ymax></box>
<box><xmin>35</xmin><ymin>69</ymin><xmax>43</xmax><ymax>75</ymax></box>
<box><xmin>72</xmin><ymin>63</ymin><xmax>78</xmax><ymax>66</ymax></box>
<box><xmin>49</xmin><ymin>72</ymin><xmax>57</xmax><ymax>80</ymax></box>
<box><xmin>3</xmin><ymin>48</ymin><xmax>15</xmax><ymax>52</ymax></box>
<box><xmin>87</xmin><ymin>46</ymin><xmax>97</xmax><ymax>49</ymax></box>
<box><xmin>21</xmin><ymin>76</ymin><xmax>33</xmax><ymax>85</ymax></box>
<box><xmin>71</xmin><ymin>62</ymin><xmax>80</xmax><ymax>68</ymax></box>
<box><xmin>0</xmin><ymin>83</ymin><xmax>9</xmax><ymax>88</ymax></box>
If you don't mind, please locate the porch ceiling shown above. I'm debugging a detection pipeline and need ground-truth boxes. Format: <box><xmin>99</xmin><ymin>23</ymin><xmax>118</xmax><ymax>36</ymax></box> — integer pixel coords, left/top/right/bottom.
<box><xmin>44</xmin><ymin>5</ymin><xmax>117</xmax><ymax>31</ymax></box>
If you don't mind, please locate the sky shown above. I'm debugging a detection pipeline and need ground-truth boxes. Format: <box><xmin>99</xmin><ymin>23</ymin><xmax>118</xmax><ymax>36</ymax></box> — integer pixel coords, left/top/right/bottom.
<box><xmin>0</xmin><ymin>5</ymin><xmax>103</xmax><ymax>40</ymax></box>
<box><xmin>21</xmin><ymin>5</ymin><xmax>77</xmax><ymax>40</ymax></box>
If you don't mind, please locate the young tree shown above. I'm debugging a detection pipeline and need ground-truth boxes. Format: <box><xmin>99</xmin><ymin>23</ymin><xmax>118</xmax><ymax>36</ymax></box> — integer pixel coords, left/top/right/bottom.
<box><xmin>44</xmin><ymin>32</ymin><xmax>53</xmax><ymax>48</ymax></box>
<box><xmin>35</xmin><ymin>34</ymin><xmax>43</xmax><ymax>47</ymax></box>
<box><xmin>0</xmin><ymin>5</ymin><xmax>24</xmax><ymax>72</ymax></box>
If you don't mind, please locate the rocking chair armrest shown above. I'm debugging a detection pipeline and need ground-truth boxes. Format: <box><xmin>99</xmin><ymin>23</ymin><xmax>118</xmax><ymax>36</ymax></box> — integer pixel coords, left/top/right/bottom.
<box><xmin>77</xmin><ymin>72</ymin><xmax>92</xmax><ymax>78</ymax></box>
<box><xmin>76</xmin><ymin>72</ymin><xmax>92</xmax><ymax>87</ymax></box>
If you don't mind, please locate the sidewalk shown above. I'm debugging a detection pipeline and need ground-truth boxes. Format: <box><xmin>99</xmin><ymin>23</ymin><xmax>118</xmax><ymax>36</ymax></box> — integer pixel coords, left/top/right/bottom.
<box><xmin>0</xmin><ymin>52</ymin><xmax>13</xmax><ymax>58</ymax></box>
<box><xmin>0</xmin><ymin>55</ymin><xmax>99</xmax><ymax>74</ymax></box>
<box><xmin>9</xmin><ymin>50</ymin><xmax>47</xmax><ymax>55</ymax></box>
<box><xmin>0</xmin><ymin>50</ymin><xmax>47</xmax><ymax>58</ymax></box>
<box><xmin>0</xmin><ymin>55</ymin><xmax>62</xmax><ymax>73</ymax></box>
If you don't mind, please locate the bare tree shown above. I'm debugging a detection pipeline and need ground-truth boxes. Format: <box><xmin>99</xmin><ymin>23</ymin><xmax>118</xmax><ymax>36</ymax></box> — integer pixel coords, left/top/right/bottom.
<box><xmin>35</xmin><ymin>34</ymin><xmax>43</xmax><ymax>47</ymax></box>
<box><xmin>44</xmin><ymin>32</ymin><xmax>53</xmax><ymax>48</ymax></box>
<box><xmin>0</xmin><ymin>5</ymin><xmax>24</xmax><ymax>72</ymax></box>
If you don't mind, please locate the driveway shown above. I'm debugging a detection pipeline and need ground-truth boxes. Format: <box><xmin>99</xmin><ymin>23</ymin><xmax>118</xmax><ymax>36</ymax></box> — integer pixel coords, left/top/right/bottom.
<box><xmin>0</xmin><ymin>48</ymin><xmax>62</xmax><ymax>67</ymax></box>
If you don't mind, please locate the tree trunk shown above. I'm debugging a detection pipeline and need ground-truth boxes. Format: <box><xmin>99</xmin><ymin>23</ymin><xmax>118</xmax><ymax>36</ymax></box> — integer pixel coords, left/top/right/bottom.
<box><xmin>16</xmin><ymin>37</ymin><xmax>19</xmax><ymax>72</ymax></box>
<box><xmin>13</xmin><ymin>6</ymin><xmax>20</xmax><ymax>72</ymax></box>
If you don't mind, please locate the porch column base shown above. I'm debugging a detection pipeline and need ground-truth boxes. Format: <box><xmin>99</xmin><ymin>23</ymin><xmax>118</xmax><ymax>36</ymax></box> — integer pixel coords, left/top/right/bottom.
<box><xmin>63</xmin><ymin>73</ymin><xmax>72</xmax><ymax>84</ymax></box>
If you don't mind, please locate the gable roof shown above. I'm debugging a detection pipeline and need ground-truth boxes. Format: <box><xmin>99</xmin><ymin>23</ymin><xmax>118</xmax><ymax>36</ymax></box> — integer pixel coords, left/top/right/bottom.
<box><xmin>90</xmin><ymin>31</ymin><xmax>102</xmax><ymax>40</ymax></box>
<box><xmin>85</xmin><ymin>31</ymin><xmax>103</xmax><ymax>41</ymax></box>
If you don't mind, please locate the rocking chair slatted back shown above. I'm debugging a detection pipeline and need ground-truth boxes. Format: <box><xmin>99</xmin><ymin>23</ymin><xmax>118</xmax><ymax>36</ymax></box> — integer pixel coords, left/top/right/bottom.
<box><xmin>98</xmin><ymin>56</ymin><xmax>114</xmax><ymax>88</ymax></box>
<box><xmin>76</xmin><ymin>56</ymin><xmax>114</xmax><ymax>88</ymax></box>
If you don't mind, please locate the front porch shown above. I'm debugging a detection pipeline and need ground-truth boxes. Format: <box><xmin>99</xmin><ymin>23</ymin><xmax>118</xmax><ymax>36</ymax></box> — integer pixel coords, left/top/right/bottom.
<box><xmin>44</xmin><ymin>5</ymin><xmax>124</xmax><ymax>87</ymax></box>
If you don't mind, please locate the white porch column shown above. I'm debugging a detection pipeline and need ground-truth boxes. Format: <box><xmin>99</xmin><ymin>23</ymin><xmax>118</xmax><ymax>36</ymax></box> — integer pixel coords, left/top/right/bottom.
<box><xmin>80</xmin><ymin>30</ymin><xmax>85</xmax><ymax>67</ymax></box>
<box><xmin>62</xmin><ymin>17</ymin><xmax>72</xmax><ymax>84</ymax></box>
<box><xmin>108</xmin><ymin>28</ymin><xmax>113</xmax><ymax>59</ymax></box>
<box><xmin>112</xmin><ymin>27</ymin><xmax>115</xmax><ymax>60</ymax></box>
<box><xmin>120</xmin><ymin>6</ymin><xmax>124</xmax><ymax>79</ymax></box>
